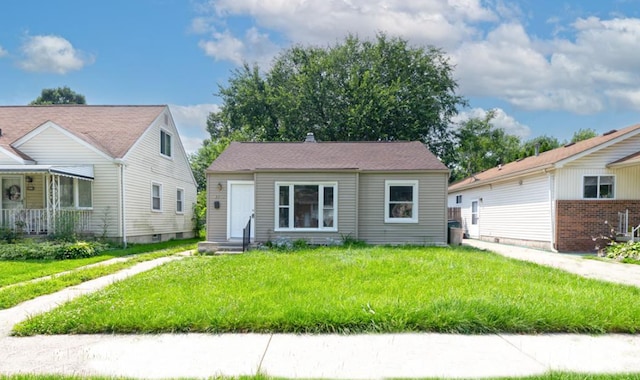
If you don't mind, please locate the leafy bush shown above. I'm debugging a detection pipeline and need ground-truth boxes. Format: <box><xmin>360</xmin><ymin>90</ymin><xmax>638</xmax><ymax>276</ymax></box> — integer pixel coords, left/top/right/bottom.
<box><xmin>0</xmin><ymin>241</ymin><xmax>108</xmax><ymax>261</ymax></box>
<box><xmin>603</xmin><ymin>241</ymin><xmax>640</xmax><ymax>261</ymax></box>
<box><xmin>192</xmin><ymin>190</ymin><xmax>207</xmax><ymax>238</ymax></box>
<box><xmin>0</xmin><ymin>226</ymin><xmax>22</xmax><ymax>244</ymax></box>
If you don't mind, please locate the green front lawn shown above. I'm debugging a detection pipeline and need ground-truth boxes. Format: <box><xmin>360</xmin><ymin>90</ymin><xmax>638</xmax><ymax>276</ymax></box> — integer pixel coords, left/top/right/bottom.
<box><xmin>13</xmin><ymin>245</ymin><xmax>640</xmax><ymax>336</ymax></box>
<box><xmin>0</xmin><ymin>239</ymin><xmax>199</xmax><ymax>287</ymax></box>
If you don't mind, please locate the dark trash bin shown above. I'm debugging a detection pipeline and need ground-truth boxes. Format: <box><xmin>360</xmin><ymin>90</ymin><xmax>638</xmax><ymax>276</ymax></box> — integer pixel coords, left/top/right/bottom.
<box><xmin>448</xmin><ymin>220</ymin><xmax>463</xmax><ymax>245</ymax></box>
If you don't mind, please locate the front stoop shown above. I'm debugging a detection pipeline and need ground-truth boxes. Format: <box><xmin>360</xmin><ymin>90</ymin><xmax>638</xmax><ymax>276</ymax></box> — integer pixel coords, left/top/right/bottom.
<box><xmin>198</xmin><ymin>241</ymin><xmax>245</xmax><ymax>255</ymax></box>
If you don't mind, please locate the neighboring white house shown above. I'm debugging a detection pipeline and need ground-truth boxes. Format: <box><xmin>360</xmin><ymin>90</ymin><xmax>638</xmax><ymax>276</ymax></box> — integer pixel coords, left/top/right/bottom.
<box><xmin>448</xmin><ymin>123</ymin><xmax>640</xmax><ymax>252</ymax></box>
<box><xmin>200</xmin><ymin>136</ymin><xmax>449</xmax><ymax>252</ymax></box>
<box><xmin>0</xmin><ymin>105</ymin><xmax>197</xmax><ymax>243</ymax></box>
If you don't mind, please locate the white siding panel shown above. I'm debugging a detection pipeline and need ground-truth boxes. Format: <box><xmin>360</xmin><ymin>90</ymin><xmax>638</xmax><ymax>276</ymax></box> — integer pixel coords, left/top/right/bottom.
<box><xmin>17</xmin><ymin>126</ymin><xmax>121</xmax><ymax>237</ymax></box>
<box><xmin>449</xmin><ymin>173</ymin><xmax>552</xmax><ymax>243</ymax></box>
<box><xmin>555</xmin><ymin>168</ymin><xmax>618</xmax><ymax>200</ymax></box>
<box><xmin>564</xmin><ymin>134</ymin><xmax>640</xmax><ymax>169</ymax></box>
<box><xmin>123</xmin><ymin>109</ymin><xmax>197</xmax><ymax>241</ymax></box>
<box><xmin>615</xmin><ymin>165</ymin><xmax>640</xmax><ymax>199</ymax></box>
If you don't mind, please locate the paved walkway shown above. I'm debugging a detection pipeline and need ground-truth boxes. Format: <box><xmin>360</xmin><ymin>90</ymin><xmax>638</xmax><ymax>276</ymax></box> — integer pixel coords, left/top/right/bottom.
<box><xmin>1</xmin><ymin>244</ymin><xmax>640</xmax><ymax>379</ymax></box>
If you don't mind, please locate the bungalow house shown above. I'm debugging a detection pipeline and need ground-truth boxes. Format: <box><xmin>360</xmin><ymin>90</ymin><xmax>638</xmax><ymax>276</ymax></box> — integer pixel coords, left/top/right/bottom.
<box><xmin>200</xmin><ymin>135</ymin><xmax>449</xmax><ymax>250</ymax></box>
<box><xmin>0</xmin><ymin>105</ymin><xmax>197</xmax><ymax>244</ymax></box>
<box><xmin>448</xmin><ymin>123</ymin><xmax>640</xmax><ymax>252</ymax></box>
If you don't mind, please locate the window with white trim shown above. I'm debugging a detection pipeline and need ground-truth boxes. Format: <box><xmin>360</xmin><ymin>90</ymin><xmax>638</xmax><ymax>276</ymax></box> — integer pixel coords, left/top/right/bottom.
<box><xmin>455</xmin><ymin>195</ymin><xmax>462</xmax><ymax>204</ymax></box>
<box><xmin>152</xmin><ymin>183</ymin><xmax>162</xmax><ymax>211</ymax></box>
<box><xmin>385</xmin><ymin>180</ymin><xmax>418</xmax><ymax>223</ymax></box>
<box><xmin>160</xmin><ymin>130</ymin><xmax>172</xmax><ymax>157</ymax></box>
<box><xmin>276</xmin><ymin>183</ymin><xmax>337</xmax><ymax>231</ymax></box>
<box><xmin>59</xmin><ymin>177</ymin><xmax>92</xmax><ymax>209</ymax></box>
<box><xmin>583</xmin><ymin>175</ymin><xmax>614</xmax><ymax>199</ymax></box>
<box><xmin>176</xmin><ymin>188</ymin><xmax>184</xmax><ymax>213</ymax></box>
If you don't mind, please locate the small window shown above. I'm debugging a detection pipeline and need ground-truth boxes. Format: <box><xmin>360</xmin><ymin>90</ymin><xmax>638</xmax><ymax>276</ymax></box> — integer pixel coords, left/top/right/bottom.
<box><xmin>455</xmin><ymin>195</ymin><xmax>462</xmax><ymax>204</ymax></box>
<box><xmin>77</xmin><ymin>179</ymin><xmax>92</xmax><ymax>208</ymax></box>
<box><xmin>160</xmin><ymin>130</ymin><xmax>172</xmax><ymax>157</ymax></box>
<box><xmin>59</xmin><ymin>177</ymin><xmax>92</xmax><ymax>209</ymax></box>
<box><xmin>176</xmin><ymin>188</ymin><xmax>184</xmax><ymax>213</ymax></box>
<box><xmin>583</xmin><ymin>176</ymin><xmax>614</xmax><ymax>199</ymax></box>
<box><xmin>385</xmin><ymin>180</ymin><xmax>418</xmax><ymax>223</ymax></box>
<box><xmin>152</xmin><ymin>183</ymin><xmax>162</xmax><ymax>211</ymax></box>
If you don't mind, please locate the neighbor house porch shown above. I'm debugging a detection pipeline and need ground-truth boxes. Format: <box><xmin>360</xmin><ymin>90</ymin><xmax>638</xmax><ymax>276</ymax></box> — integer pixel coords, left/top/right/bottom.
<box><xmin>0</xmin><ymin>165</ymin><xmax>94</xmax><ymax>235</ymax></box>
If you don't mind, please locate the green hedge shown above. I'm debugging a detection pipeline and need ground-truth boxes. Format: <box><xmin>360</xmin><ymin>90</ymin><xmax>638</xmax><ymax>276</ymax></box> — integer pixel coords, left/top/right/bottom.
<box><xmin>0</xmin><ymin>241</ymin><xmax>108</xmax><ymax>261</ymax></box>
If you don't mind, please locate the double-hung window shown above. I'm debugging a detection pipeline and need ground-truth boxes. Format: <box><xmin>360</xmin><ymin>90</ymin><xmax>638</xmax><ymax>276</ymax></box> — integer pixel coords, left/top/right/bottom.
<box><xmin>152</xmin><ymin>183</ymin><xmax>162</xmax><ymax>211</ymax></box>
<box><xmin>176</xmin><ymin>188</ymin><xmax>184</xmax><ymax>213</ymax></box>
<box><xmin>59</xmin><ymin>177</ymin><xmax>92</xmax><ymax>209</ymax></box>
<box><xmin>583</xmin><ymin>175</ymin><xmax>614</xmax><ymax>199</ymax></box>
<box><xmin>276</xmin><ymin>182</ymin><xmax>337</xmax><ymax>231</ymax></box>
<box><xmin>160</xmin><ymin>130</ymin><xmax>172</xmax><ymax>158</ymax></box>
<box><xmin>385</xmin><ymin>180</ymin><xmax>418</xmax><ymax>223</ymax></box>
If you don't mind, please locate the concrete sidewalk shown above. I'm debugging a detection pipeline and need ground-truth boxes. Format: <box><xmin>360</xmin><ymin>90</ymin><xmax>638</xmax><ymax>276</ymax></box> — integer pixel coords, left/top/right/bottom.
<box><xmin>463</xmin><ymin>239</ymin><xmax>640</xmax><ymax>288</ymax></box>
<box><xmin>2</xmin><ymin>246</ymin><xmax>640</xmax><ymax>379</ymax></box>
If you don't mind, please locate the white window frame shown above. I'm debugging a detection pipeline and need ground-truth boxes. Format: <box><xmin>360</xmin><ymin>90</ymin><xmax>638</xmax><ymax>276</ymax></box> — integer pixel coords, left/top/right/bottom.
<box><xmin>152</xmin><ymin>182</ymin><xmax>163</xmax><ymax>212</ymax></box>
<box><xmin>176</xmin><ymin>187</ymin><xmax>184</xmax><ymax>214</ymax></box>
<box><xmin>274</xmin><ymin>182</ymin><xmax>338</xmax><ymax>232</ymax></box>
<box><xmin>455</xmin><ymin>195</ymin><xmax>462</xmax><ymax>204</ymax></box>
<box><xmin>582</xmin><ymin>175</ymin><xmax>615</xmax><ymax>199</ymax></box>
<box><xmin>160</xmin><ymin>129</ymin><xmax>173</xmax><ymax>158</ymax></box>
<box><xmin>385</xmin><ymin>180</ymin><xmax>419</xmax><ymax>223</ymax></box>
<box><xmin>59</xmin><ymin>177</ymin><xmax>93</xmax><ymax>210</ymax></box>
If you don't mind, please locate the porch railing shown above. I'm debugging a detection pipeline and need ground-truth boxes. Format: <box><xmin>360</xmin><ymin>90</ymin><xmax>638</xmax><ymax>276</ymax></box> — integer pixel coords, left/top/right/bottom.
<box><xmin>242</xmin><ymin>216</ymin><xmax>252</xmax><ymax>252</ymax></box>
<box><xmin>1</xmin><ymin>209</ymin><xmax>92</xmax><ymax>235</ymax></box>
<box><xmin>617</xmin><ymin>209</ymin><xmax>640</xmax><ymax>242</ymax></box>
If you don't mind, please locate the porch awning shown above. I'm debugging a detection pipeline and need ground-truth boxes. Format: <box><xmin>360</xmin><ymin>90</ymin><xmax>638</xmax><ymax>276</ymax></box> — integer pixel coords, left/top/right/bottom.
<box><xmin>0</xmin><ymin>165</ymin><xmax>94</xmax><ymax>180</ymax></box>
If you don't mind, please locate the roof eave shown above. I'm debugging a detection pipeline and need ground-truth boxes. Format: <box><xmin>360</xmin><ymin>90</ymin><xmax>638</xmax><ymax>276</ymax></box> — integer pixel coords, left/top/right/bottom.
<box><xmin>449</xmin><ymin>164</ymin><xmax>555</xmax><ymax>191</ymax></box>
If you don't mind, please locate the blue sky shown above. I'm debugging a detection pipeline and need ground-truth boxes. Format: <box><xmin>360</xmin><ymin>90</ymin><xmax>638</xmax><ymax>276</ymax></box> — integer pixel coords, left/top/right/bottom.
<box><xmin>1</xmin><ymin>0</ymin><xmax>640</xmax><ymax>154</ymax></box>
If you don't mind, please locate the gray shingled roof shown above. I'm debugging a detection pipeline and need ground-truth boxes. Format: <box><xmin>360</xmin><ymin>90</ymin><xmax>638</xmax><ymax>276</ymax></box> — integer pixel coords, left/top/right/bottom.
<box><xmin>0</xmin><ymin>105</ymin><xmax>166</xmax><ymax>160</ymax></box>
<box><xmin>207</xmin><ymin>141</ymin><xmax>448</xmax><ymax>172</ymax></box>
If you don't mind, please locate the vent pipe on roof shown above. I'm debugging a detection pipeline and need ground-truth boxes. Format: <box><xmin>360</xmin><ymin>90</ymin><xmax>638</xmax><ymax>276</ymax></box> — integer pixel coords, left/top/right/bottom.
<box><xmin>0</xmin><ymin>128</ymin><xmax>2</xmax><ymax>137</ymax></box>
<box><xmin>305</xmin><ymin>132</ymin><xmax>316</xmax><ymax>143</ymax></box>
<box><xmin>534</xmin><ymin>143</ymin><xmax>540</xmax><ymax>157</ymax></box>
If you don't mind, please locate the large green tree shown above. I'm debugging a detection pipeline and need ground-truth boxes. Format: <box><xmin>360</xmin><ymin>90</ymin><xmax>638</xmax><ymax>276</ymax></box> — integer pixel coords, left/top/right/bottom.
<box><xmin>207</xmin><ymin>33</ymin><xmax>466</xmax><ymax>160</ymax></box>
<box><xmin>30</xmin><ymin>86</ymin><xmax>86</xmax><ymax>105</ymax></box>
<box><xmin>570</xmin><ymin>128</ymin><xmax>597</xmax><ymax>143</ymax></box>
<box><xmin>518</xmin><ymin>135</ymin><xmax>561</xmax><ymax>159</ymax></box>
<box><xmin>450</xmin><ymin>110</ymin><xmax>522</xmax><ymax>182</ymax></box>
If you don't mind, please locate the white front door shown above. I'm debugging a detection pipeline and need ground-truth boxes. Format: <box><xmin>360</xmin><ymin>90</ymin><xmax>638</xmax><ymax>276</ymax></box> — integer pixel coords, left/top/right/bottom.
<box><xmin>228</xmin><ymin>181</ymin><xmax>255</xmax><ymax>240</ymax></box>
<box><xmin>468</xmin><ymin>199</ymin><xmax>479</xmax><ymax>238</ymax></box>
<box><xmin>1</xmin><ymin>176</ymin><xmax>24</xmax><ymax>227</ymax></box>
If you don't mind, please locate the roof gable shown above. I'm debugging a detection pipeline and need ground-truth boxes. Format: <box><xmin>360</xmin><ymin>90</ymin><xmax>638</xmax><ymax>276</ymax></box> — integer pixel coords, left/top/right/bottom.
<box><xmin>207</xmin><ymin>141</ymin><xmax>447</xmax><ymax>172</ymax></box>
<box><xmin>449</xmin><ymin>123</ymin><xmax>640</xmax><ymax>191</ymax></box>
<box><xmin>0</xmin><ymin>105</ymin><xmax>166</xmax><ymax>161</ymax></box>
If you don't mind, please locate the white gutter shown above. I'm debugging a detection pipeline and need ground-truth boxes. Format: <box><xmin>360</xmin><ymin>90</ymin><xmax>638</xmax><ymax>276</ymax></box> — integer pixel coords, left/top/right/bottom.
<box><xmin>115</xmin><ymin>159</ymin><xmax>127</xmax><ymax>248</ymax></box>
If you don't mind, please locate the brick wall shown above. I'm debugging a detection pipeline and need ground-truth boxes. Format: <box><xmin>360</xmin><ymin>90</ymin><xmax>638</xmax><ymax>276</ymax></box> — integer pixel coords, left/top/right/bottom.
<box><xmin>555</xmin><ymin>200</ymin><xmax>640</xmax><ymax>252</ymax></box>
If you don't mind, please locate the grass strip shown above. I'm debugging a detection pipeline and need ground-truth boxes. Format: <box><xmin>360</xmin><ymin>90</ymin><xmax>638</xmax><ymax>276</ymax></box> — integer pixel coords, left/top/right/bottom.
<box><xmin>0</xmin><ymin>239</ymin><xmax>199</xmax><ymax>287</ymax></box>
<box><xmin>12</xmin><ymin>246</ymin><xmax>640</xmax><ymax>335</ymax></box>
<box><xmin>0</xmin><ymin>244</ymin><xmax>195</xmax><ymax>310</ymax></box>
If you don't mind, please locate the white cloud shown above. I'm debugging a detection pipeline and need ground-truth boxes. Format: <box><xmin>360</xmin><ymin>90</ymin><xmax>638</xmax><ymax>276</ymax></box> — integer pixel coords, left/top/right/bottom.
<box><xmin>452</xmin><ymin>107</ymin><xmax>531</xmax><ymax>138</ymax></box>
<box><xmin>193</xmin><ymin>1</ymin><xmax>640</xmax><ymax>115</ymax></box>
<box><xmin>18</xmin><ymin>35</ymin><xmax>93</xmax><ymax>74</ymax></box>
<box><xmin>0</xmin><ymin>45</ymin><xmax>7</xmax><ymax>57</ymax></box>
<box><xmin>169</xmin><ymin>103</ymin><xmax>220</xmax><ymax>154</ymax></box>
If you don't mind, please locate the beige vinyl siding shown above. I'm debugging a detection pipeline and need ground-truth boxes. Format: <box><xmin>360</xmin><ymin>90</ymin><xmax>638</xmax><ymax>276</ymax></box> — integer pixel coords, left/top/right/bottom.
<box><xmin>122</xmin><ymin>109</ymin><xmax>197</xmax><ymax>241</ymax></box>
<box><xmin>206</xmin><ymin>173</ymin><xmax>253</xmax><ymax>241</ymax></box>
<box><xmin>16</xmin><ymin>126</ymin><xmax>121</xmax><ymax>237</ymax></box>
<box><xmin>358</xmin><ymin>172</ymin><xmax>447</xmax><ymax>245</ymax></box>
<box><xmin>24</xmin><ymin>174</ymin><xmax>45</xmax><ymax>209</ymax></box>
<box><xmin>254</xmin><ymin>172</ymin><xmax>357</xmax><ymax>244</ymax></box>
<box><xmin>614</xmin><ymin>165</ymin><xmax>640</xmax><ymax>199</ymax></box>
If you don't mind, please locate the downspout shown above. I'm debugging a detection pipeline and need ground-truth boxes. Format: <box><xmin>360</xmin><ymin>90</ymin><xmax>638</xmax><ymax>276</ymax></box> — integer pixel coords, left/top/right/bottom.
<box><xmin>354</xmin><ymin>171</ymin><xmax>360</xmax><ymax>241</ymax></box>
<box><xmin>115</xmin><ymin>159</ymin><xmax>127</xmax><ymax>248</ymax></box>
<box><xmin>547</xmin><ymin>171</ymin><xmax>557</xmax><ymax>252</ymax></box>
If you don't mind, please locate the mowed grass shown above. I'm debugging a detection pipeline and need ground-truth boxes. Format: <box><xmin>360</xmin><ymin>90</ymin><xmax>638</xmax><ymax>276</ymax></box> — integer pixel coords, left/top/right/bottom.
<box><xmin>0</xmin><ymin>239</ymin><xmax>199</xmax><ymax>287</ymax></box>
<box><xmin>3</xmin><ymin>374</ymin><xmax>640</xmax><ymax>380</ymax></box>
<box><xmin>13</xmin><ymin>245</ymin><xmax>640</xmax><ymax>335</ymax></box>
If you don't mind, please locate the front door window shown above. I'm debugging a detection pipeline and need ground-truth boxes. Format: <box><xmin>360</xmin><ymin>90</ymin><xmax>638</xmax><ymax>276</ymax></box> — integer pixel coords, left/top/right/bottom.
<box><xmin>2</xmin><ymin>177</ymin><xmax>23</xmax><ymax>209</ymax></box>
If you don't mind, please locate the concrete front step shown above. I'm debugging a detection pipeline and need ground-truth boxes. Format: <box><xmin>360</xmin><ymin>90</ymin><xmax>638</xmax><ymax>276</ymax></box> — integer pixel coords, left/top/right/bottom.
<box><xmin>198</xmin><ymin>241</ymin><xmax>245</xmax><ymax>255</ymax></box>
